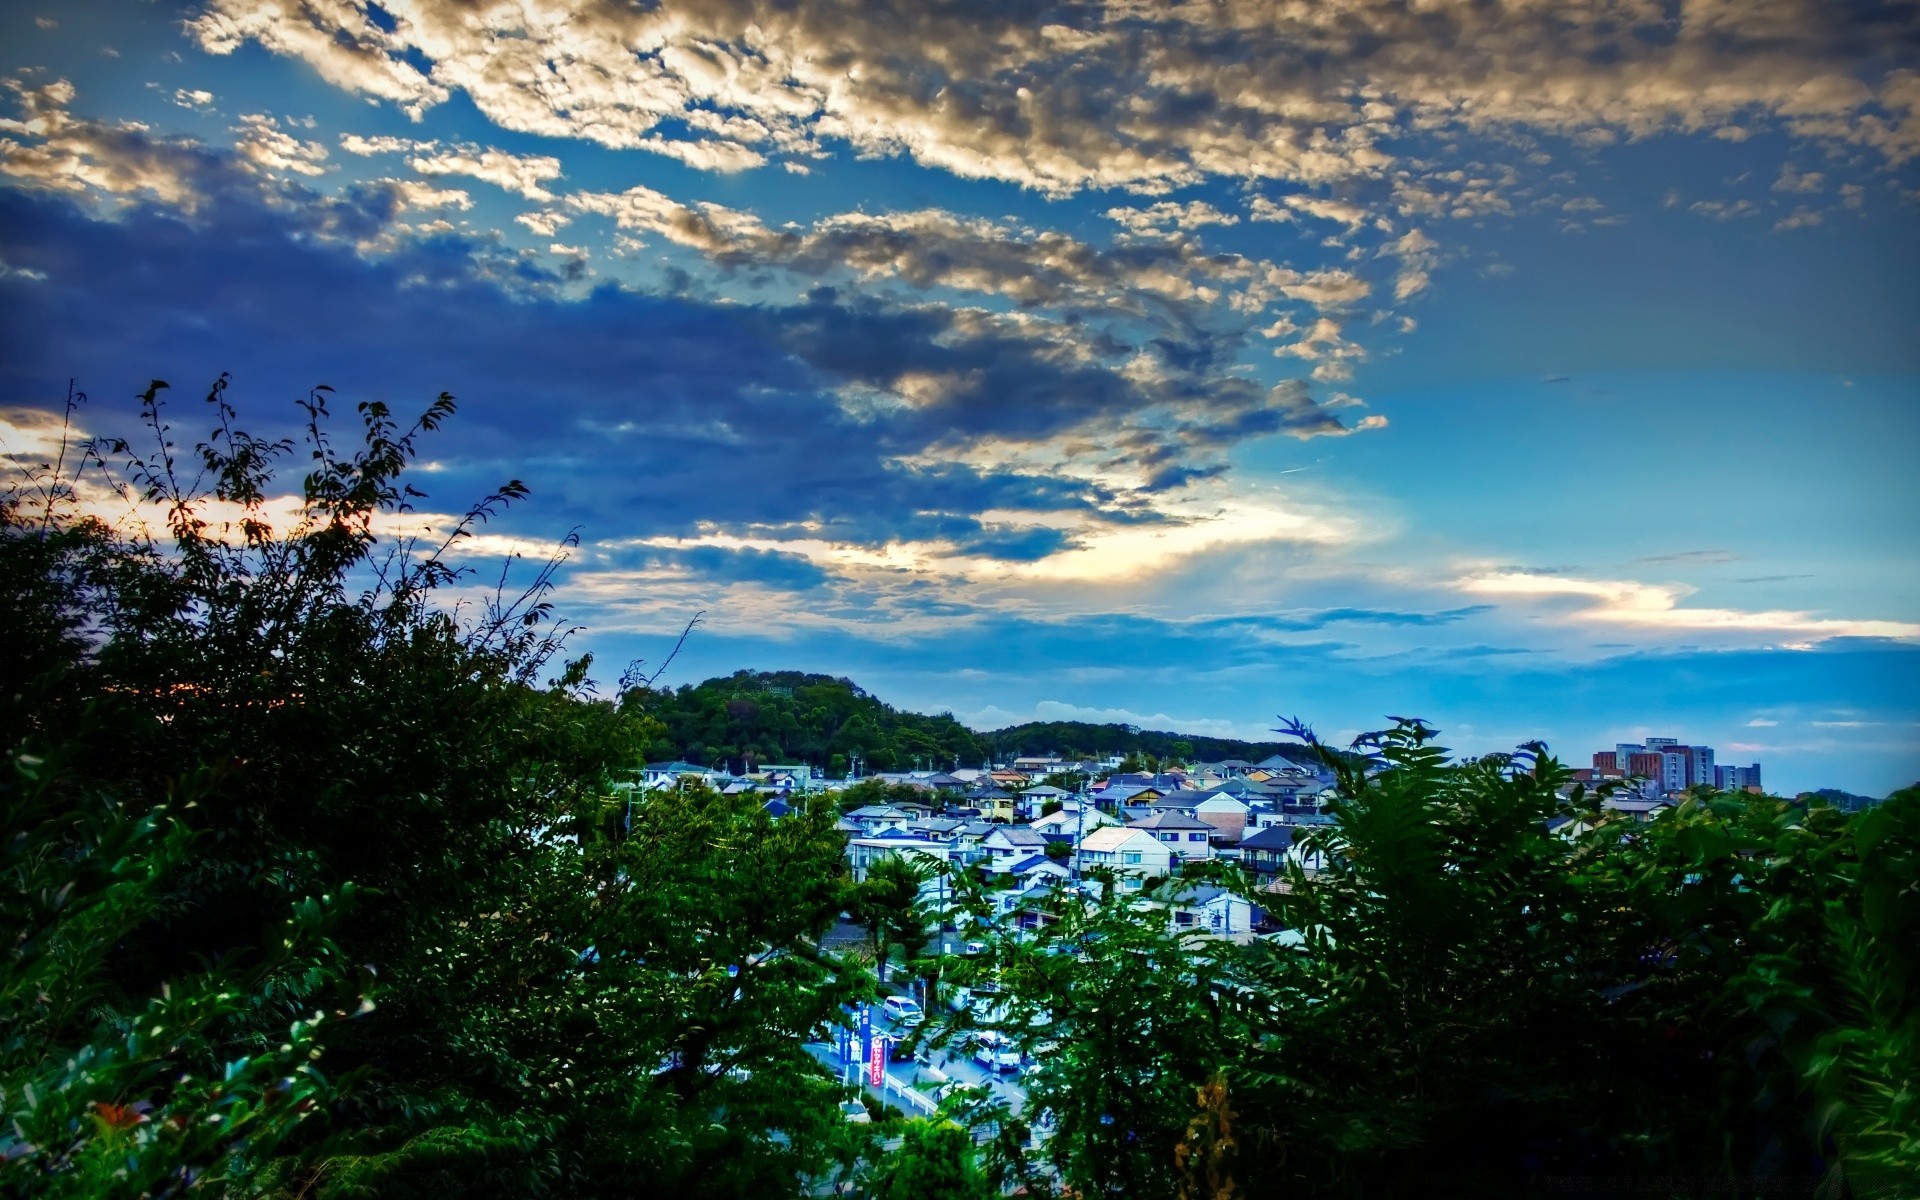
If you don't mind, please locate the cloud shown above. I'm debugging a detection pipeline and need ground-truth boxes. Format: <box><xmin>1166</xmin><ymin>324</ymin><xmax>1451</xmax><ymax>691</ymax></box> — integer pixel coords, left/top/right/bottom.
<box><xmin>1</xmin><ymin>78</ymin><xmax>232</xmax><ymax>209</ymax></box>
<box><xmin>1773</xmin><ymin>163</ymin><xmax>1825</xmax><ymax>194</ymax></box>
<box><xmin>1104</xmin><ymin>199</ymin><xmax>1240</xmax><ymax>235</ymax></box>
<box><xmin>233</xmin><ymin>114</ymin><xmax>330</xmax><ymax>178</ymax></box>
<box><xmin>187</xmin><ymin>0</ymin><xmax>1920</xmax><ymax>209</ymax></box>
<box><xmin>1457</xmin><ymin>570</ymin><xmax>1920</xmax><ymax>645</ymax></box>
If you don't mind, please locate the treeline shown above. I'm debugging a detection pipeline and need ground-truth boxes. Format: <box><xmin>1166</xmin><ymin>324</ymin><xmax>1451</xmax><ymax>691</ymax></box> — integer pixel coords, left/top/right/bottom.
<box><xmin>631</xmin><ymin>673</ymin><xmax>1311</xmax><ymax>774</ymax></box>
<box><xmin>981</xmin><ymin>721</ymin><xmax>1303</xmax><ymax>765</ymax></box>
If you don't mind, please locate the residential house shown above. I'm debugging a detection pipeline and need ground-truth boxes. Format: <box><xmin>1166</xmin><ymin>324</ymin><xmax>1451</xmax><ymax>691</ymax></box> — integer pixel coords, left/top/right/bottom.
<box><xmin>1029</xmin><ymin>805</ymin><xmax>1117</xmax><ymax>838</ymax></box>
<box><xmin>1162</xmin><ymin>885</ymin><xmax>1254</xmax><ymax>940</ymax></box>
<box><xmin>972</xmin><ymin>788</ymin><xmax>1019</xmax><ymax>823</ymax></box>
<box><xmin>983</xmin><ymin>826</ymin><xmax>1049</xmax><ymax>873</ymax></box>
<box><xmin>642</xmin><ymin>760</ymin><xmax>723</xmax><ymax>788</ymax></box>
<box><xmin>845</xmin><ymin>804</ymin><xmax>914</xmax><ymax>836</ymax></box>
<box><xmin>1143</xmin><ymin>789</ymin><xmax>1219</xmax><ymax>816</ymax></box>
<box><xmin>845</xmin><ymin>831</ymin><xmax>951</xmax><ymax>883</ymax></box>
<box><xmin>1016</xmin><ymin>784</ymin><xmax>1073</xmax><ymax>820</ymax></box>
<box><xmin>1076</xmin><ymin>827</ymin><xmax>1175</xmax><ymax>888</ymax></box>
<box><xmin>1239</xmin><ymin>825</ymin><xmax>1296</xmax><ymax>880</ymax></box>
<box><xmin>908</xmin><ymin>816</ymin><xmax>965</xmax><ymax>843</ymax></box>
<box><xmin>1003</xmin><ymin>854</ymin><xmax>1071</xmax><ymax>886</ymax></box>
<box><xmin>1193</xmin><ymin>793</ymin><xmax>1253</xmax><ymax>844</ymax></box>
<box><xmin>1126</xmin><ymin>810</ymin><xmax>1215</xmax><ymax>862</ymax></box>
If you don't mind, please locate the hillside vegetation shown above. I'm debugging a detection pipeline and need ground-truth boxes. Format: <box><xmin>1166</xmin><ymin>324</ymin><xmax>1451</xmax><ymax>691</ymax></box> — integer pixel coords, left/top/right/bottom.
<box><xmin>632</xmin><ymin>671</ymin><xmax>1305</xmax><ymax>773</ymax></box>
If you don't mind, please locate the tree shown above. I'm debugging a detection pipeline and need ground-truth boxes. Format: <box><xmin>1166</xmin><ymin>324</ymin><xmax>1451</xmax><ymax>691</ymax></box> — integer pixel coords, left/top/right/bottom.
<box><xmin>855</xmin><ymin>853</ymin><xmax>934</xmax><ymax>985</ymax></box>
<box><xmin>866</xmin><ymin>1118</ymin><xmax>989</xmax><ymax>1200</ymax></box>
<box><xmin>1</xmin><ymin>377</ymin><xmax>870</xmax><ymax>1198</ymax></box>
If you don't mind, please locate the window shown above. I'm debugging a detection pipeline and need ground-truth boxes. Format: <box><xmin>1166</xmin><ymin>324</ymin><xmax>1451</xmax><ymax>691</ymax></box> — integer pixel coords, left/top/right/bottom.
<box><xmin>1189</xmin><ymin>833</ymin><xmax>1206</xmax><ymax>842</ymax></box>
<box><xmin>1123</xmin><ymin>852</ymin><xmax>1142</xmax><ymax>865</ymax></box>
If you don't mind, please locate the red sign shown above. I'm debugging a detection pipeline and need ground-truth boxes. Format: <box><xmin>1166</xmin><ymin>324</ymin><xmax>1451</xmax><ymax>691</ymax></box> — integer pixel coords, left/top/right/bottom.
<box><xmin>869</xmin><ymin>1038</ymin><xmax>884</xmax><ymax>1086</ymax></box>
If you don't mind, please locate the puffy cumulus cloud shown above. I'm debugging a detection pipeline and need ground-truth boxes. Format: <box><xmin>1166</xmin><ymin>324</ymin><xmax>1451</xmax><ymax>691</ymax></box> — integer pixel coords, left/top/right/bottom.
<box><xmin>1104</xmin><ymin>199</ymin><xmax>1240</xmax><ymax>235</ymax></box>
<box><xmin>339</xmin><ymin>133</ymin><xmax>564</xmax><ymax>201</ymax></box>
<box><xmin>572</xmin><ymin>185</ymin><xmax>1372</xmax><ymax>319</ymax></box>
<box><xmin>233</xmin><ymin>114</ymin><xmax>330</xmax><ymax>178</ymax></box>
<box><xmin>0</xmin><ymin>78</ymin><xmax>230</xmax><ymax>209</ymax></box>
<box><xmin>1249</xmin><ymin>193</ymin><xmax>1385</xmax><ymax>234</ymax></box>
<box><xmin>187</xmin><ymin>0</ymin><xmax>1920</xmax><ymax>209</ymax></box>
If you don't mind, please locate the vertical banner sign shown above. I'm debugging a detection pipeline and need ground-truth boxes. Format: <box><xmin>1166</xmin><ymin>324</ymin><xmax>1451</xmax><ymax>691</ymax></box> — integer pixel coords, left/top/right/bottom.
<box><xmin>858</xmin><ymin>1006</ymin><xmax>872</xmax><ymax>1074</ymax></box>
<box><xmin>869</xmin><ymin>1036</ymin><xmax>885</xmax><ymax>1087</ymax></box>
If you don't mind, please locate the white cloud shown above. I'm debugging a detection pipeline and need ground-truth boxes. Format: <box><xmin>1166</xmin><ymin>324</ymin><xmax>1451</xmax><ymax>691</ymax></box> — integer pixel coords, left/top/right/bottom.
<box><xmin>1457</xmin><ymin>571</ymin><xmax>1920</xmax><ymax>645</ymax></box>
<box><xmin>234</xmin><ymin>113</ymin><xmax>329</xmax><ymax>177</ymax></box>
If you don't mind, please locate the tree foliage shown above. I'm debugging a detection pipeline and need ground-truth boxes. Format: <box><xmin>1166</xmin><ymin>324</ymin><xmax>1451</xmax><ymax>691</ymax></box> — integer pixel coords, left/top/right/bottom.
<box><xmin>627</xmin><ymin>670</ymin><xmax>987</xmax><ymax>773</ymax></box>
<box><xmin>962</xmin><ymin>720</ymin><xmax>1919</xmax><ymax>1198</ymax></box>
<box><xmin>1</xmin><ymin>378</ymin><xmax>870</xmax><ymax>1198</ymax></box>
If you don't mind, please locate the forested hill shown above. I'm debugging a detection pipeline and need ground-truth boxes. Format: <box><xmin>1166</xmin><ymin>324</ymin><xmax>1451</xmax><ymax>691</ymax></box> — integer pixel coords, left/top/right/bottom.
<box><xmin>630</xmin><ymin>670</ymin><xmax>989</xmax><ymax>773</ymax></box>
<box><xmin>631</xmin><ymin>670</ymin><xmax>1303</xmax><ymax>772</ymax></box>
<box><xmin>981</xmin><ymin>720</ymin><xmax>1301</xmax><ymax>765</ymax></box>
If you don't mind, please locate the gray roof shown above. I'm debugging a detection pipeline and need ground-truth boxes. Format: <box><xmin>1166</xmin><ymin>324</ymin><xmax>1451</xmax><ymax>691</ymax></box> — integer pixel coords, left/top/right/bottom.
<box><xmin>1240</xmin><ymin>826</ymin><xmax>1297</xmax><ymax>851</ymax></box>
<box><xmin>988</xmin><ymin>827</ymin><xmax>1047</xmax><ymax>846</ymax></box>
<box><xmin>1127</xmin><ymin>810</ymin><xmax>1213</xmax><ymax>830</ymax></box>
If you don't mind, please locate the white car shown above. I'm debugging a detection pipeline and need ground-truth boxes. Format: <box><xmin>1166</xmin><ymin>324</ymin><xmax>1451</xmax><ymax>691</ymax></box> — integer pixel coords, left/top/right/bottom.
<box><xmin>971</xmin><ymin>1032</ymin><xmax>1022</xmax><ymax>1074</ymax></box>
<box><xmin>882</xmin><ymin>995</ymin><xmax>925</xmax><ymax>1026</ymax></box>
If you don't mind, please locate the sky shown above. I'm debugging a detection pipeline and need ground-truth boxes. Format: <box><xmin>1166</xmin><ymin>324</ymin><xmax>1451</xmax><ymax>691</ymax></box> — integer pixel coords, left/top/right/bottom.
<box><xmin>1</xmin><ymin>1</ymin><xmax>1917</xmax><ymax>794</ymax></box>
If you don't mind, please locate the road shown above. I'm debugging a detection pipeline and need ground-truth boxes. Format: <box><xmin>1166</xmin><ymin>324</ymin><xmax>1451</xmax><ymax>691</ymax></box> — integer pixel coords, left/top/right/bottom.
<box><xmin>807</xmin><ymin>1002</ymin><xmax>1032</xmax><ymax>1122</ymax></box>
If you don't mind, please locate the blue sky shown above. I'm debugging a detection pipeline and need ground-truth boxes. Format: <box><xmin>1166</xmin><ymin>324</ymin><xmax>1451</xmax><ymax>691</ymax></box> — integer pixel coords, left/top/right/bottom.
<box><xmin>2</xmin><ymin>0</ymin><xmax>1916</xmax><ymax>793</ymax></box>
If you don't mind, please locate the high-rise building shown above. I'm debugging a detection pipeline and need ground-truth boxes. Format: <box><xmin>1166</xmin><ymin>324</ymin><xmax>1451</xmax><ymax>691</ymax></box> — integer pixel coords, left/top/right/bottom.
<box><xmin>1598</xmin><ymin>737</ymin><xmax>1751</xmax><ymax>797</ymax></box>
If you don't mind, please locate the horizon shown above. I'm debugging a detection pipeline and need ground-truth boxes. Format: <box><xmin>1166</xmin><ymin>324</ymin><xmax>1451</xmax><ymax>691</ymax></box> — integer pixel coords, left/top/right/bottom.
<box><xmin>3</xmin><ymin>1</ymin><xmax>1916</xmax><ymax>796</ymax></box>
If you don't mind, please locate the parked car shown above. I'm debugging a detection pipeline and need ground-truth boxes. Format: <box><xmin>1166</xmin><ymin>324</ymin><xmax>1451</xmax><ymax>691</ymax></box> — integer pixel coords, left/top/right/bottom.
<box><xmin>840</xmin><ymin>1099</ymin><xmax>871</xmax><ymax>1125</ymax></box>
<box><xmin>882</xmin><ymin>995</ymin><xmax>925</xmax><ymax>1026</ymax></box>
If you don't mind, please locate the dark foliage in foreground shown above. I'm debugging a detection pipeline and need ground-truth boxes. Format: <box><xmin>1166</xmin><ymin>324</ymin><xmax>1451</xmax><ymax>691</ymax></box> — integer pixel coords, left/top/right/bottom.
<box><xmin>943</xmin><ymin>723</ymin><xmax>1917</xmax><ymax>1199</ymax></box>
<box><xmin>3</xmin><ymin>378</ymin><xmax>1914</xmax><ymax>1199</ymax></box>
<box><xmin>2</xmin><ymin>380</ymin><xmax>874</xmax><ymax>1198</ymax></box>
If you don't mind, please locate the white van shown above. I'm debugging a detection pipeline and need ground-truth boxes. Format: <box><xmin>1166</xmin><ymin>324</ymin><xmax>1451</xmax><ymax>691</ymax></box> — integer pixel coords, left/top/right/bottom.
<box><xmin>971</xmin><ymin>1031</ymin><xmax>1022</xmax><ymax>1074</ymax></box>
<box><xmin>882</xmin><ymin>995</ymin><xmax>925</xmax><ymax>1026</ymax></box>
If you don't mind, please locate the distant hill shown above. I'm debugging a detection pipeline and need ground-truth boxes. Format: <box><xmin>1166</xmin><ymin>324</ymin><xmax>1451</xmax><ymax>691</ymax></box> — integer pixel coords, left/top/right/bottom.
<box><xmin>628</xmin><ymin>670</ymin><xmax>1312</xmax><ymax>774</ymax></box>
<box><xmin>1802</xmin><ymin>787</ymin><xmax>1884</xmax><ymax>813</ymax></box>
<box><xmin>629</xmin><ymin>670</ymin><xmax>988</xmax><ymax>774</ymax></box>
<box><xmin>981</xmin><ymin>719</ymin><xmax>1308</xmax><ymax>766</ymax></box>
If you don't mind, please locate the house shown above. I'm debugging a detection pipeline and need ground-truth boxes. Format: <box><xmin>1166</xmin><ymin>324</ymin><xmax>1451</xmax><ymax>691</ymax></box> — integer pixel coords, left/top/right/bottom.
<box><xmin>908</xmin><ymin>816</ymin><xmax>965</xmax><ymax>842</ymax></box>
<box><xmin>1015</xmin><ymin>783</ymin><xmax>1073</xmax><ymax>819</ymax></box>
<box><xmin>1090</xmin><ymin>784</ymin><xmax>1156</xmax><ymax>812</ymax></box>
<box><xmin>1239</xmin><ymin>825</ymin><xmax>1296</xmax><ymax>879</ymax></box>
<box><xmin>844</xmin><ymin>831</ymin><xmax>951</xmax><ymax>883</ymax></box>
<box><xmin>1193</xmin><ymin>793</ymin><xmax>1253</xmax><ymax>843</ymax></box>
<box><xmin>1003</xmin><ymin>854</ymin><xmax>1071</xmax><ymax>885</ymax></box>
<box><xmin>1143</xmin><ymin>789</ymin><xmax>1219</xmax><ymax>816</ymax></box>
<box><xmin>1126</xmin><ymin>810</ymin><xmax>1215</xmax><ymax>862</ymax></box>
<box><xmin>1162</xmin><ymin>885</ymin><xmax>1254</xmax><ymax>940</ymax></box>
<box><xmin>1075</xmin><ymin>827</ymin><xmax>1174</xmax><ymax>888</ymax></box>
<box><xmin>1239</xmin><ymin>823</ymin><xmax>1328</xmax><ymax>874</ymax></box>
<box><xmin>1011</xmin><ymin>756</ymin><xmax>1064</xmax><ymax>775</ymax></box>
<box><xmin>982</xmin><ymin>826</ymin><xmax>1049</xmax><ymax>872</ymax></box>
<box><xmin>972</xmin><ymin>788</ymin><xmax>1019</xmax><ymax>823</ymax></box>
<box><xmin>757</xmin><ymin>763</ymin><xmax>817</xmax><ymax>793</ymax></box>
<box><xmin>642</xmin><ymin>760</ymin><xmax>723</xmax><ymax>788</ymax></box>
<box><xmin>845</xmin><ymin>804</ymin><xmax>914</xmax><ymax>836</ymax></box>
<box><xmin>1029</xmin><ymin>805</ymin><xmax>1117</xmax><ymax>838</ymax></box>
<box><xmin>1602</xmin><ymin>797</ymin><xmax>1675</xmax><ymax>824</ymax></box>
<box><xmin>950</xmin><ymin>819</ymin><xmax>999</xmax><ymax>866</ymax></box>
<box><xmin>761</xmin><ymin>797</ymin><xmax>792</xmax><ymax>820</ymax></box>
